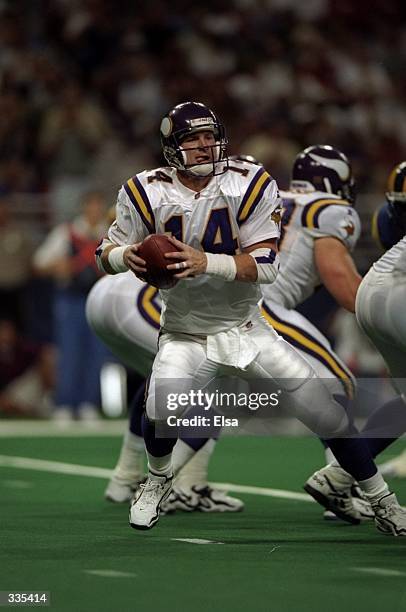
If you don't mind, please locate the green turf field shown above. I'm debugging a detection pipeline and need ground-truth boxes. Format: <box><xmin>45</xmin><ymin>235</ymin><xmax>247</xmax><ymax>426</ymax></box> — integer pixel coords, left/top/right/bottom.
<box><xmin>1</xmin><ymin>426</ymin><xmax>406</xmax><ymax>612</ymax></box>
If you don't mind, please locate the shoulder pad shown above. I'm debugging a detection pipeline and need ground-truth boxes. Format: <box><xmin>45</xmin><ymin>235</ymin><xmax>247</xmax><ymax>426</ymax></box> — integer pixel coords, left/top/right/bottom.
<box><xmin>122</xmin><ymin>170</ymin><xmax>158</xmax><ymax>233</ymax></box>
<box><xmin>221</xmin><ymin>164</ymin><xmax>274</xmax><ymax>198</ymax></box>
<box><xmin>301</xmin><ymin>195</ymin><xmax>350</xmax><ymax>229</ymax></box>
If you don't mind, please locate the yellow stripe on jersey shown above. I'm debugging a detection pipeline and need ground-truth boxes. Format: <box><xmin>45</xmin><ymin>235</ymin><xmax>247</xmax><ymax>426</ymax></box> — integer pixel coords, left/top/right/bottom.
<box><xmin>304</xmin><ymin>198</ymin><xmax>349</xmax><ymax>229</ymax></box>
<box><xmin>125</xmin><ymin>177</ymin><xmax>155</xmax><ymax>232</ymax></box>
<box><xmin>140</xmin><ymin>285</ymin><xmax>161</xmax><ymax>327</ymax></box>
<box><xmin>238</xmin><ymin>170</ymin><xmax>272</xmax><ymax>224</ymax></box>
<box><xmin>387</xmin><ymin>165</ymin><xmax>398</xmax><ymax>193</ymax></box>
<box><xmin>371</xmin><ymin>209</ymin><xmax>385</xmax><ymax>250</ymax></box>
<box><xmin>261</xmin><ymin>306</ymin><xmax>354</xmax><ymax>399</ymax></box>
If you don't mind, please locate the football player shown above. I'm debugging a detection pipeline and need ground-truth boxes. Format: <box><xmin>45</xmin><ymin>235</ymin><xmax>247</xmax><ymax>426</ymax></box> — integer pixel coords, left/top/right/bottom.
<box><xmin>96</xmin><ymin>101</ymin><xmax>404</xmax><ymax>533</ymax></box>
<box><xmin>87</xmin><ymin>155</ymin><xmax>260</xmax><ymax>511</ymax></box>
<box><xmin>259</xmin><ymin>145</ymin><xmax>374</xmax><ymax>521</ymax></box>
<box><xmin>291</xmin><ymin>153</ymin><xmax>406</xmax><ymax>533</ymax></box>
<box><xmin>357</xmin><ymin>162</ymin><xmax>406</xmax><ymax>477</ymax></box>
<box><xmin>86</xmin><ymin>271</ymin><xmax>244</xmax><ymax>512</ymax></box>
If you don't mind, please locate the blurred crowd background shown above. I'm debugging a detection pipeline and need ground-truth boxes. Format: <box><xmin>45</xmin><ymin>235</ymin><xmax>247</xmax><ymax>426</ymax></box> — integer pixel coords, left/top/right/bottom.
<box><xmin>1</xmin><ymin>0</ymin><xmax>403</xmax><ymax>419</ymax></box>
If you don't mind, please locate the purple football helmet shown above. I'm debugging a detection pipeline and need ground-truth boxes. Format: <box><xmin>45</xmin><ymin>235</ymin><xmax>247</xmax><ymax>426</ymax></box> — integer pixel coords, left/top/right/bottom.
<box><xmin>291</xmin><ymin>145</ymin><xmax>356</xmax><ymax>204</ymax></box>
<box><xmin>160</xmin><ymin>101</ymin><xmax>228</xmax><ymax>177</ymax></box>
<box><xmin>386</xmin><ymin>161</ymin><xmax>406</xmax><ymax>230</ymax></box>
<box><xmin>229</xmin><ymin>154</ymin><xmax>263</xmax><ymax>167</ymax></box>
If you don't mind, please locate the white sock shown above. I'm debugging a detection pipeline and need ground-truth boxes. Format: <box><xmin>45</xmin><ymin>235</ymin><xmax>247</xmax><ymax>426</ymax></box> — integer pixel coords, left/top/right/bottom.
<box><xmin>113</xmin><ymin>430</ymin><xmax>145</xmax><ymax>483</ymax></box>
<box><xmin>147</xmin><ymin>452</ymin><xmax>173</xmax><ymax>478</ymax></box>
<box><xmin>172</xmin><ymin>440</ymin><xmax>198</xmax><ymax>475</ymax></box>
<box><xmin>175</xmin><ymin>439</ymin><xmax>216</xmax><ymax>489</ymax></box>
<box><xmin>324</xmin><ymin>447</ymin><xmax>335</xmax><ymax>464</ymax></box>
<box><xmin>358</xmin><ymin>472</ymin><xmax>389</xmax><ymax>501</ymax></box>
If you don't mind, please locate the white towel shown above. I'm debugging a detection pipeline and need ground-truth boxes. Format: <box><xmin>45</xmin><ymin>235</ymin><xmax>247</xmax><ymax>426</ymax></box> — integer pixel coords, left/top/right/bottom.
<box><xmin>206</xmin><ymin>326</ymin><xmax>259</xmax><ymax>370</ymax></box>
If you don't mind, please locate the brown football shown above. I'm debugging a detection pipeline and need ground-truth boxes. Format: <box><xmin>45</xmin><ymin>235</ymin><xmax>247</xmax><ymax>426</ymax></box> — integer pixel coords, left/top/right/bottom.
<box><xmin>138</xmin><ymin>234</ymin><xmax>181</xmax><ymax>289</ymax></box>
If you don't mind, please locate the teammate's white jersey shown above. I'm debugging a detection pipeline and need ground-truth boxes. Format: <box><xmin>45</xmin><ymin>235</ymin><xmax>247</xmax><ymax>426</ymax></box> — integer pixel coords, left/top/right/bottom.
<box><xmin>262</xmin><ymin>190</ymin><xmax>361</xmax><ymax>309</ymax></box>
<box><xmin>373</xmin><ymin>235</ymin><xmax>406</xmax><ymax>274</ymax></box>
<box><xmin>86</xmin><ymin>272</ymin><xmax>159</xmax><ymax>377</ymax></box>
<box><xmin>97</xmin><ymin>162</ymin><xmax>280</xmax><ymax>335</ymax></box>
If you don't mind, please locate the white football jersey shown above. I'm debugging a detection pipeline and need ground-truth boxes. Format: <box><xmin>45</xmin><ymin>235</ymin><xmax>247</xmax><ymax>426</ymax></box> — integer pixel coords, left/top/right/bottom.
<box><xmin>98</xmin><ymin>161</ymin><xmax>281</xmax><ymax>335</ymax></box>
<box><xmin>86</xmin><ymin>272</ymin><xmax>159</xmax><ymax>377</ymax></box>
<box><xmin>262</xmin><ymin>190</ymin><xmax>361</xmax><ymax>309</ymax></box>
<box><xmin>373</xmin><ymin>234</ymin><xmax>406</xmax><ymax>274</ymax></box>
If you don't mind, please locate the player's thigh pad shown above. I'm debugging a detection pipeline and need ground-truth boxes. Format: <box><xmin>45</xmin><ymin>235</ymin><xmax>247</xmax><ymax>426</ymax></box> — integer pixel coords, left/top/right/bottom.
<box><xmin>145</xmin><ymin>335</ymin><xmax>217</xmax><ymax>421</ymax></box>
<box><xmin>262</xmin><ymin>300</ymin><xmax>356</xmax><ymax>399</ymax></box>
<box><xmin>356</xmin><ymin>269</ymin><xmax>406</xmax><ymax>391</ymax></box>
<box><xmin>246</xmin><ymin>317</ymin><xmax>349</xmax><ymax>437</ymax></box>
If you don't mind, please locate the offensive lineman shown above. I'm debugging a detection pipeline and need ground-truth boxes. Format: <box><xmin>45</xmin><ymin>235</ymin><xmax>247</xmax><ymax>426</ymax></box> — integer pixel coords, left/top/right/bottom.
<box><xmin>95</xmin><ymin>101</ymin><xmax>404</xmax><ymax>534</ymax></box>
<box><xmin>259</xmin><ymin>145</ymin><xmax>372</xmax><ymax>522</ymax></box>
<box><xmin>309</xmin><ymin>162</ymin><xmax>406</xmax><ymax>532</ymax></box>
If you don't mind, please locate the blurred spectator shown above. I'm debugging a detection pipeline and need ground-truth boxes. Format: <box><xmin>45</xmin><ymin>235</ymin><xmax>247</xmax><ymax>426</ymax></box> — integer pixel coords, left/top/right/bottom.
<box><xmin>33</xmin><ymin>191</ymin><xmax>111</xmax><ymax>423</ymax></box>
<box><xmin>0</xmin><ymin>195</ymin><xmax>33</xmax><ymax>327</ymax></box>
<box><xmin>1</xmin><ymin>0</ymin><xmax>405</xmax><ymax>197</ymax></box>
<box><xmin>0</xmin><ymin>342</ymin><xmax>55</xmax><ymax>418</ymax></box>
<box><xmin>1</xmin><ymin>0</ymin><xmax>406</xmax><ymax>377</ymax></box>
<box><xmin>39</xmin><ymin>80</ymin><xmax>110</xmax><ymax>223</ymax></box>
<box><xmin>0</xmin><ymin>318</ymin><xmax>37</xmax><ymax>390</ymax></box>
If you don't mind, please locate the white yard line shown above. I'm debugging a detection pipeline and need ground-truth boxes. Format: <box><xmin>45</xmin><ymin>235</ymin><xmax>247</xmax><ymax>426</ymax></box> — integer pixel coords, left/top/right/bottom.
<box><xmin>83</xmin><ymin>570</ymin><xmax>137</xmax><ymax>578</ymax></box>
<box><xmin>212</xmin><ymin>482</ymin><xmax>312</xmax><ymax>502</ymax></box>
<box><xmin>0</xmin><ymin>454</ymin><xmax>314</xmax><ymax>503</ymax></box>
<box><xmin>351</xmin><ymin>567</ymin><xmax>406</xmax><ymax>577</ymax></box>
<box><xmin>0</xmin><ymin>420</ymin><xmax>126</xmax><ymax>437</ymax></box>
<box><xmin>0</xmin><ymin>455</ymin><xmax>113</xmax><ymax>478</ymax></box>
<box><xmin>173</xmin><ymin>538</ymin><xmax>224</xmax><ymax>545</ymax></box>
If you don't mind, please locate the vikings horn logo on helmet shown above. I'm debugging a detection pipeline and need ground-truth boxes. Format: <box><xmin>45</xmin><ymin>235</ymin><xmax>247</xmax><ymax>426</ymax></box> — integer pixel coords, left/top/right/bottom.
<box><xmin>291</xmin><ymin>145</ymin><xmax>356</xmax><ymax>204</ymax></box>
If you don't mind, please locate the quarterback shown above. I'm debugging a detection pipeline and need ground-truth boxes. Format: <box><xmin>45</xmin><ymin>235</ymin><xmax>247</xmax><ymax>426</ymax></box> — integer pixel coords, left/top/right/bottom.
<box><xmin>86</xmin><ymin>270</ymin><xmax>243</xmax><ymax>513</ymax></box>
<box><xmin>96</xmin><ymin>101</ymin><xmax>404</xmax><ymax>534</ymax></box>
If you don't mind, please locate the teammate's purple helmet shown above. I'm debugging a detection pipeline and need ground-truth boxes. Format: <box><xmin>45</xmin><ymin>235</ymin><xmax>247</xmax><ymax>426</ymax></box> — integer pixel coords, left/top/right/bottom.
<box><xmin>229</xmin><ymin>154</ymin><xmax>263</xmax><ymax>167</ymax></box>
<box><xmin>291</xmin><ymin>145</ymin><xmax>356</xmax><ymax>204</ymax></box>
<box><xmin>386</xmin><ymin>161</ymin><xmax>406</xmax><ymax>230</ymax></box>
<box><xmin>160</xmin><ymin>101</ymin><xmax>228</xmax><ymax>177</ymax></box>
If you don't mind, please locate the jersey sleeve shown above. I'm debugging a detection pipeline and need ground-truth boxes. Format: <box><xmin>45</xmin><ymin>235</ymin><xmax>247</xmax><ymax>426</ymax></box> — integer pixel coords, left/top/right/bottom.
<box><xmin>372</xmin><ymin>202</ymin><xmax>404</xmax><ymax>251</ymax></box>
<box><xmin>302</xmin><ymin>201</ymin><xmax>361</xmax><ymax>251</ymax></box>
<box><xmin>110</xmin><ymin>186</ymin><xmax>149</xmax><ymax>245</ymax></box>
<box><xmin>238</xmin><ymin>168</ymin><xmax>281</xmax><ymax>248</ymax></box>
<box><xmin>95</xmin><ymin>185</ymin><xmax>150</xmax><ymax>268</ymax></box>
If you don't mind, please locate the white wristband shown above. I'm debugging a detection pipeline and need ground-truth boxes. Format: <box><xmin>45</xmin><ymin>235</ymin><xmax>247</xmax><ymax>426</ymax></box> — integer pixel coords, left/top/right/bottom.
<box><xmin>108</xmin><ymin>246</ymin><xmax>129</xmax><ymax>273</ymax></box>
<box><xmin>205</xmin><ymin>253</ymin><xmax>237</xmax><ymax>281</ymax></box>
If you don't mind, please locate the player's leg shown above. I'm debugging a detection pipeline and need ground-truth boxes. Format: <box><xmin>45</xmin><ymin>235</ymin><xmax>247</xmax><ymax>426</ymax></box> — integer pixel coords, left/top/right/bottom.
<box><xmin>104</xmin><ymin>382</ymin><xmax>147</xmax><ymax>502</ymax></box>
<box><xmin>130</xmin><ymin>336</ymin><xmax>218</xmax><ymax>530</ymax></box>
<box><xmin>88</xmin><ymin>276</ymin><xmax>240</xmax><ymax>509</ymax></box>
<box><xmin>260</xmin><ymin>301</ymin><xmax>373</xmax><ymax>519</ymax></box>
<box><xmin>356</xmin><ymin>270</ymin><xmax>406</xmax><ymax>473</ymax></box>
<box><xmin>248</xmin><ymin>313</ymin><xmax>406</xmax><ymax>533</ymax></box>
<box><xmin>305</xmin><ymin>272</ymin><xmax>406</xmax><ymax>534</ymax></box>
<box><xmin>166</xmin><ymin>436</ymin><xmax>245</xmax><ymax>513</ymax></box>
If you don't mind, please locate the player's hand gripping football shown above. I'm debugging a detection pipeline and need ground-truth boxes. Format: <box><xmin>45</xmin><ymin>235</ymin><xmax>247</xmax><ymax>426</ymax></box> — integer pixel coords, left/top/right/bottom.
<box><xmin>123</xmin><ymin>243</ymin><xmax>147</xmax><ymax>279</ymax></box>
<box><xmin>165</xmin><ymin>236</ymin><xmax>207</xmax><ymax>279</ymax></box>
